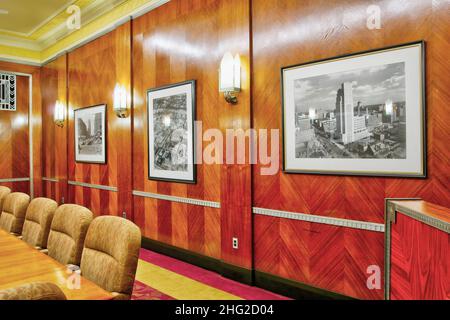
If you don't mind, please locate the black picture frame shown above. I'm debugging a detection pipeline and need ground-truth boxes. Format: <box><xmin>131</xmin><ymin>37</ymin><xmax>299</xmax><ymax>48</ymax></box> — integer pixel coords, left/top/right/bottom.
<box><xmin>74</xmin><ymin>104</ymin><xmax>107</xmax><ymax>164</ymax></box>
<box><xmin>147</xmin><ymin>80</ymin><xmax>197</xmax><ymax>184</ymax></box>
<box><xmin>281</xmin><ymin>41</ymin><xmax>426</xmax><ymax>178</ymax></box>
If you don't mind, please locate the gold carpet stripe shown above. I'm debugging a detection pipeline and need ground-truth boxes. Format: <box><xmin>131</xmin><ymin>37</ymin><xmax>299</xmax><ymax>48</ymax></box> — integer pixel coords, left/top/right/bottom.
<box><xmin>135</xmin><ymin>259</ymin><xmax>242</xmax><ymax>300</ymax></box>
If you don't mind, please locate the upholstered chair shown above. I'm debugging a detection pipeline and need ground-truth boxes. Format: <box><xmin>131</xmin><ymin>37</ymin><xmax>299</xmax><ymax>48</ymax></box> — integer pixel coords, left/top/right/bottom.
<box><xmin>0</xmin><ymin>186</ymin><xmax>11</xmax><ymax>213</ymax></box>
<box><xmin>47</xmin><ymin>204</ymin><xmax>93</xmax><ymax>266</ymax></box>
<box><xmin>21</xmin><ymin>198</ymin><xmax>58</xmax><ymax>249</ymax></box>
<box><xmin>0</xmin><ymin>282</ymin><xmax>66</xmax><ymax>300</ymax></box>
<box><xmin>0</xmin><ymin>192</ymin><xmax>30</xmax><ymax>235</ymax></box>
<box><xmin>80</xmin><ymin>216</ymin><xmax>141</xmax><ymax>300</ymax></box>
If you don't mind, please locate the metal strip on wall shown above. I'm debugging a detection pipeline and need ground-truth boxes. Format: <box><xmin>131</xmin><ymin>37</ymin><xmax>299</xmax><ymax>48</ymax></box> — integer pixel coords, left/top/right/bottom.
<box><xmin>132</xmin><ymin>190</ymin><xmax>221</xmax><ymax>209</ymax></box>
<box><xmin>0</xmin><ymin>177</ymin><xmax>30</xmax><ymax>183</ymax></box>
<box><xmin>68</xmin><ymin>180</ymin><xmax>118</xmax><ymax>192</ymax></box>
<box><xmin>42</xmin><ymin>177</ymin><xmax>59</xmax><ymax>183</ymax></box>
<box><xmin>253</xmin><ymin>207</ymin><xmax>385</xmax><ymax>232</ymax></box>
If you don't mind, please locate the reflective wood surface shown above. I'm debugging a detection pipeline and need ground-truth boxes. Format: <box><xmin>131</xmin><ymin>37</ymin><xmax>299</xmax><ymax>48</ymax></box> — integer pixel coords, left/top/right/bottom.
<box><xmin>0</xmin><ymin>230</ymin><xmax>113</xmax><ymax>300</ymax></box>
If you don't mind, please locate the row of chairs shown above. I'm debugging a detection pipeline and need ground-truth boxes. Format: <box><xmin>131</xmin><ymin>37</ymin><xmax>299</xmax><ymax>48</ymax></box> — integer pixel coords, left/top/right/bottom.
<box><xmin>0</xmin><ymin>186</ymin><xmax>142</xmax><ymax>300</ymax></box>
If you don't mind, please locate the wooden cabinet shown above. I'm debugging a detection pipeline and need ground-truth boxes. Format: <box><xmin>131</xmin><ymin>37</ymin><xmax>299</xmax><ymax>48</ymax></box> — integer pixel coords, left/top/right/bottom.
<box><xmin>385</xmin><ymin>200</ymin><xmax>449</xmax><ymax>300</ymax></box>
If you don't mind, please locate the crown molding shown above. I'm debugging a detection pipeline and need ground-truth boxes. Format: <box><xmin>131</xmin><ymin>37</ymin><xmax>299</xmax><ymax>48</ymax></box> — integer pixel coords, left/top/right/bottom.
<box><xmin>0</xmin><ymin>0</ymin><xmax>170</xmax><ymax>66</ymax></box>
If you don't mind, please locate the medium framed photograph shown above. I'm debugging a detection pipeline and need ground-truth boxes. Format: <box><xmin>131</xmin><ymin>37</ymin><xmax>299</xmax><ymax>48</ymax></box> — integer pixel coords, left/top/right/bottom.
<box><xmin>147</xmin><ymin>80</ymin><xmax>196</xmax><ymax>184</ymax></box>
<box><xmin>74</xmin><ymin>104</ymin><xmax>107</xmax><ymax>164</ymax></box>
<box><xmin>282</xmin><ymin>41</ymin><xmax>426</xmax><ymax>177</ymax></box>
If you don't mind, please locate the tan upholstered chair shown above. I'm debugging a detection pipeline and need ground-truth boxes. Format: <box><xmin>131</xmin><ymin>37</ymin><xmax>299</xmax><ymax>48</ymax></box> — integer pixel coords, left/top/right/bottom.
<box><xmin>81</xmin><ymin>216</ymin><xmax>141</xmax><ymax>300</ymax></box>
<box><xmin>0</xmin><ymin>192</ymin><xmax>30</xmax><ymax>235</ymax></box>
<box><xmin>0</xmin><ymin>282</ymin><xmax>66</xmax><ymax>300</ymax></box>
<box><xmin>22</xmin><ymin>198</ymin><xmax>58</xmax><ymax>249</ymax></box>
<box><xmin>47</xmin><ymin>204</ymin><xmax>93</xmax><ymax>266</ymax></box>
<box><xmin>0</xmin><ymin>186</ymin><xmax>11</xmax><ymax>213</ymax></box>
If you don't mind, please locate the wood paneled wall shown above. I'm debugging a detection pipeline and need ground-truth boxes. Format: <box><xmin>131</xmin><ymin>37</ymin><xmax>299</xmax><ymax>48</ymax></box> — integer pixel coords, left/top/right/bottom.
<box><xmin>41</xmin><ymin>55</ymin><xmax>68</xmax><ymax>203</ymax></box>
<box><xmin>0</xmin><ymin>61</ymin><xmax>41</xmax><ymax>195</ymax></box>
<box><xmin>66</xmin><ymin>22</ymin><xmax>133</xmax><ymax>218</ymax></box>
<box><xmin>34</xmin><ymin>0</ymin><xmax>449</xmax><ymax>300</ymax></box>
<box><xmin>252</xmin><ymin>0</ymin><xmax>450</xmax><ymax>299</ymax></box>
<box><xmin>390</xmin><ymin>213</ymin><xmax>449</xmax><ymax>300</ymax></box>
<box><xmin>132</xmin><ymin>0</ymin><xmax>252</xmax><ymax>267</ymax></box>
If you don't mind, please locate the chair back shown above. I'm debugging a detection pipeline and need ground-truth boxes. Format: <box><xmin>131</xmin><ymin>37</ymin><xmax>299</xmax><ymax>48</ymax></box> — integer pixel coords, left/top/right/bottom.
<box><xmin>0</xmin><ymin>282</ymin><xmax>66</xmax><ymax>300</ymax></box>
<box><xmin>0</xmin><ymin>192</ymin><xmax>30</xmax><ymax>234</ymax></box>
<box><xmin>47</xmin><ymin>204</ymin><xmax>93</xmax><ymax>265</ymax></box>
<box><xmin>81</xmin><ymin>216</ymin><xmax>141</xmax><ymax>300</ymax></box>
<box><xmin>0</xmin><ymin>186</ymin><xmax>11</xmax><ymax>213</ymax></box>
<box><xmin>22</xmin><ymin>198</ymin><xmax>58</xmax><ymax>249</ymax></box>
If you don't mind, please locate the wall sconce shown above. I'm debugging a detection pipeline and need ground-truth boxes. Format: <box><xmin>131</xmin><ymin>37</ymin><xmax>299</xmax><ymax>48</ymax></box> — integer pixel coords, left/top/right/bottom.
<box><xmin>219</xmin><ymin>52</ymin><xmax>241</xmax><ymax>105</ymax></box>
<box><xmin>113</xmin><ymin>84</ymin><xmax>129</xmax><ymax>118</ymax></box>
<box><xmin>54</xmin><ymin>100</ymin><xmax>65</xmax><ymax>127</ymax></box>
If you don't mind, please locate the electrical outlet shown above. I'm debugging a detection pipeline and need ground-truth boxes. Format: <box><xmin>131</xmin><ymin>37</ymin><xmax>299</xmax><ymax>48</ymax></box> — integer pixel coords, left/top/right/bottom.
<box><xmin>232</xmin><ymin>237</ymin><xmax>238</xmax><ymax>249</ymax></box>
<box><xmin>122</xmin><ymin>212</ymin><xmax>127</xmax><ymax>219</ymax></box>
<box><xmin>61</xmin><ymin>197</ymin><xmax>65</xmax><ymax>204</ymax></box>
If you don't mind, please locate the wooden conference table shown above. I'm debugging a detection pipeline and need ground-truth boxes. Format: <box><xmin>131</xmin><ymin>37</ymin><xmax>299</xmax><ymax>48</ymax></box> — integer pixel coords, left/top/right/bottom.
<box><xmin>0</xmin><ymin>230</ymin><xmax>113</xmax><ymax>300</ymax></box>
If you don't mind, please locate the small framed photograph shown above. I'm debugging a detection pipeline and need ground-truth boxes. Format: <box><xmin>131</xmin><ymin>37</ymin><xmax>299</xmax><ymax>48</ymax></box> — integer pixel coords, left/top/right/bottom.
<box><xmin>74</xmin><ymin>104</ymin><xmax>107</xmax><ymax>164</ymax></box>
<box><xmin>147</xmin><ymin>80</ymin><xmax>196</xmax><ymax>184</ymax></box>
<box><xmin>282</xmin><ymin>41</ymin><xmax>426</xmax><ymax>177</ymax></box>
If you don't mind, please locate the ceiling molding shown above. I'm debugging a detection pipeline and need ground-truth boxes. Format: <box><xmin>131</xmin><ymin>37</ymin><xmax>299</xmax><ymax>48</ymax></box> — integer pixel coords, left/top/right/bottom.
<box><xmin>0</xmin><ymin>0</ymin><xmax>170</xmax><ymax>66</ymax></box>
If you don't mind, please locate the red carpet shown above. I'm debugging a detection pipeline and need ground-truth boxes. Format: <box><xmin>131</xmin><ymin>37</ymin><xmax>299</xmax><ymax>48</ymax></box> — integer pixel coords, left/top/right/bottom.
<box><xmin>132</xmin><ymin>249</ymin><xmax>289</xmax><ymax>300</ymax></box>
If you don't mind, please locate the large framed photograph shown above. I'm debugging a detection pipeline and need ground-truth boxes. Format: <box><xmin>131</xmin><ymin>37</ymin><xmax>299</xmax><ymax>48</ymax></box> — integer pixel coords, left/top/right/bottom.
<box><xmin>147</xmin><ymin>80</ymin><xmax>196</xmax><ymax>184</ymax></box>
<box><xmin>74</xmin><ymin>104</ymin><xmax>107</xmax><ymax>164</ymax></box>
<box><xmin>282</xmin><ymin>41</ymin><xmax>426</xmax><ymax>177</ymax></box>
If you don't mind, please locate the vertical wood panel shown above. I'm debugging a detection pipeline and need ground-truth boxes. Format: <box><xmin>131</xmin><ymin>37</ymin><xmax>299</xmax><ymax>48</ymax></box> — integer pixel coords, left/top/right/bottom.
<box><xmin>390</xmin><ymin>213</ymin><xmax>449</xmax><ymax>300</ymax></box>
<box><xmin>252</xmin><ymin>0</ymin><xmax>449</xmax><ymax>299</ymax></box>
<box><xmin>41</xmin><ymin>54</ymin><xmax>68</xmax><ymax>203</ymax></box>
<box><xmin>66</xmin><ymin>22</ymin><xmax>132</xmax><ymax>217</ymax></box>
<box><xmin>132</xmin><ymin>0</ymin><xmax>252</xmax><ymax>266</ymax></box>
<box><xmin>0</xmin><ymin>75</ymin><xmax>30</xmax><ymax>194</ymax></box>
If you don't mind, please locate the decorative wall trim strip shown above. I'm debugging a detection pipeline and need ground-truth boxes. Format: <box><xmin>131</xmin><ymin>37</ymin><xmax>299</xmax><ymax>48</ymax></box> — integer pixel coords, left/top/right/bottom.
<box><xmin>132</xmin><ymin>190</ymin><xmax>221</xmax><ymax>209</ymax></box>
<box><xmin>68</xmin><ymin>180</ymin><xmax>118</xmax><ymax>192</ymax></box>
<box><xmin>393</xmin><ymin>202</ymin><xmax>449</xmax><ymax>234</ymax></box>
<box><xmin>0</xmin><ymin>177</ymin><xmax>30</xmax><ymax>183</ymax></box>
<box><xmin>42</xmin><ymin>177</ymin><xmax>59</xmax><ymax>183</ymax></box>
<box><xmin>253</xmin><ymin>207</ymin><xmax>385</xmax><ymax>232</ymax></box>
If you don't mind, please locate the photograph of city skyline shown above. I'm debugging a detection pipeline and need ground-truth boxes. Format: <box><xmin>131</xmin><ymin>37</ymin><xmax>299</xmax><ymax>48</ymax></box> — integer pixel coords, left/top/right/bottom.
<box><xmin>294</xmin><ymin>62</ymin><xmax>407</xmax><ymax>160</ymax></box>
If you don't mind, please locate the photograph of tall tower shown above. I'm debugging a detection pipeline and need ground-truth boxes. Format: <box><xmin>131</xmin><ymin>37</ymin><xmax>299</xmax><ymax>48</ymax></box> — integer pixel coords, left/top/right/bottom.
<box><xmin>293</xmin><ymin>61</ymin><xmax>406</xmax><ymax>159</ymax></box>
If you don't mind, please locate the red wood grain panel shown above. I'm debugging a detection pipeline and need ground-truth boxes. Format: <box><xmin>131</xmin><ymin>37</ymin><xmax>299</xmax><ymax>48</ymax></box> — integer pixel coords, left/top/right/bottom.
<box><xmin>390</xmin><ymin>212</ymin><xmax>449</xmax><ymax>300</ymax></box>
<box><xmin>0</xmin><ymin>74</ymin><xmax>30</xmax><ymax>194</ymax></box>
<box><xmin>255</xmin><ymin>215</ymin><xmax>384</xmax><ymax>299</ymax></box>
<box><xmin>131</xmin><ymin>0</ymin><xmax>252</xmax><ymax>266</ymax></box>
<box><xmin>66</xmin><ymin>22</ymin><xmax>132</xmax><ymax>217</ymax></box>
<box><xmin>41</xmin><ymin>54</ymin><xmax>68</xmax><ymax>203</ymax></box>
<box><xmin>252</xmin><ymin>0</ymin><xmax>450</xmax><ymax>299</ymax></box>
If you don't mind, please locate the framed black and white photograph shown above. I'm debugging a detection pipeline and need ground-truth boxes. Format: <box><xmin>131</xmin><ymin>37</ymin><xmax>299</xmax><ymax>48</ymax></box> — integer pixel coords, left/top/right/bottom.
<box><xmin>74</xmin><ymin>104</ymin><xmax>107</xmax><ymax>164</ymax></box>
<box><xmin>282</xmin><ymin>41</ymin><xmax>426</xmax><ymax>177</ymax></box>
<box><xmin>147</xmin><ymin>80</ymin><xmax>196</xmax><ymax>184</ymax></box>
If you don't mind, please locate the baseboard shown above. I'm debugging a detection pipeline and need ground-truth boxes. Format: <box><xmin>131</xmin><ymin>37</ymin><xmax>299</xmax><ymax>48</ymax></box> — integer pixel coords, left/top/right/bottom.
<box><xmin>220</xmin><ymin>261</ymin><xmax>253</xmax><ymax>286</ymax></box>
<box><xmin>141</xmin><ymin>237</ymin><xmax>253</xmax><ymax>285</ymax></box>
<box><xmin>141</xmin><ymin>237</ymin><xmax>221</xmax><ymax>273</ymax></box>
<box><xmin>141</xmin><ymin>237</ymin><xmax>355</xmax><ymax>300</ymax></box>
<box><xmin>254</xmin><ymin>270</ymin><xmax>355</xmax><ymax>300</ymax></box>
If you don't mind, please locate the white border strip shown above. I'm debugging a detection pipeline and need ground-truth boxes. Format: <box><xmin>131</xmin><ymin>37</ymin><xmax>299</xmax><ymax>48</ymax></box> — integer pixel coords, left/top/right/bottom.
<box><xmin>68</xmin><ymin>180</ymin><xmax>118</xmax><ymax>192</ymax></box>
<box><xmin>132</xmin><ymin>190</ymin><xmax>221</xmax><ymax>209</ymax></box>
<box><xmin>42</xmin><ymin>177</ymin><xmax>59</xmax><ymax>183</ymax></box>
<box><xmin>0</xmin><ymin>177</ymin><xmax>30</xmax><ymax>183</ymax></box>
<box><xmin>253</xmin><ymin>207</ymin><xmax>385</xmax><ymax>232</ymax></box>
